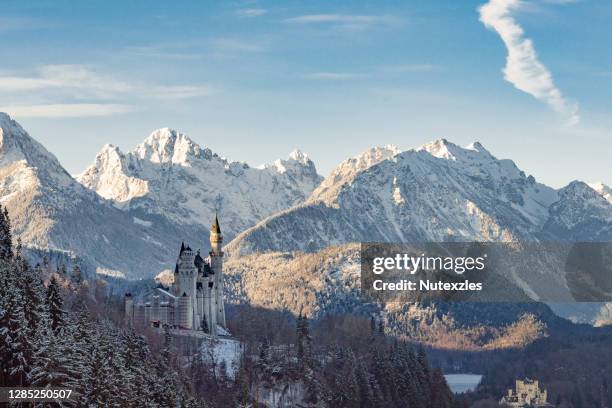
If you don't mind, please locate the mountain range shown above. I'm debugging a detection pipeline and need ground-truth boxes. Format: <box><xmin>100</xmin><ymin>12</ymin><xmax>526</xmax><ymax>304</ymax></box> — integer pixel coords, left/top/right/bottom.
<box><xmin>0</xmin><ymin>113</ymin><xmax>321</xmax><ymax>278</ymax></box>
<box><xmin>1</xmin><ymin>112</ymin><xmax>611</xmax><ymax>321</ymax></box>
<box><xmin>227</xmin><ymin>138</ymin><xmax>612</xmax><ymax>256</ymax></box>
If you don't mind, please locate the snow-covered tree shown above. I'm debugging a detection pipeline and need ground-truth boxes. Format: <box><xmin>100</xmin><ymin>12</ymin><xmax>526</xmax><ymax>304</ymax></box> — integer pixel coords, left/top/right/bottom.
<box><xmin>46</xmin><ymin>275</ymin><xmax>64</xmax><ymax>333</ymax></box>
<box><xmin>0</xmin><ymin>205</ymin><xmax>13</xmax><ymax>260</ymax></box>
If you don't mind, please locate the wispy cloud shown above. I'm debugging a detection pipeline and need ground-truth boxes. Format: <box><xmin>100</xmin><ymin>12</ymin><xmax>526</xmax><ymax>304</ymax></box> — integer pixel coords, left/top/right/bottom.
<box><xmin>148</xmin><ymin>85</ymin><xmax>214</xmax><ymax>100</ymax></box>
<box><xmin>380</xmin><ymin>64</ymin><xmax>445</xmax><ymax>73</ymax></box>
<box><xmin>478</xmin><ymin>0</ymin><xmax>579</xmax><ymax>126</ymax></box>
<box><xmin>283</xmin><ymin>14</ymin><xmax>399</xmax><ymax>31</ymax></box>
<box><xmin>303</xmin><ymin>72</ymin><xmax>366</xmax><ymax>80</ymax></box>
<box><xmin>0</xmin><ymin>65</ymin><xmax>213</xmax><ymax>99</ymax></box>
<box><xmin>236</xmin><ymin>8</ymin><xmax>267</xmax><ymax>18</ymax></box>
<box><xmin>0</xmin><ymin>104</ymin><xmax>134</xmax><ymax>118</ymax></box>
<box><xmin>0</xmin><ymin>65</ymin><xmax>213</xmax><ymax>118</ymax></box>
<box><xmin>125</xmin><ymin>45</ymin><xmax>204</xmax><ymax>60</ymax></box>
<box><xmin>0</xmin><ymin>65</ymin><xmax>131</xmax><ymax>99</ymax></box>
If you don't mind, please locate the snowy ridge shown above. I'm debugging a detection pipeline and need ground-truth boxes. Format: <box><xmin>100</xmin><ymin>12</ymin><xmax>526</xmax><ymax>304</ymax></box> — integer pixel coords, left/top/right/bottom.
<box><xmin>308</xmin><ymin>144</ymin><xmax>401</xmax><ymax>206</ymax></box>
<box><xmin>226</xmin><ymin>139</ymin><xmax>611</xmax><ymax>257</ymax></box>
<box><xmin>77</xmin><ymin>128</ymin><xmax>323</xmax><ymax>241</ymax></box>
<box><xmin>544</xmin><ymin>181</ymin><xmax>612</xmax><ymax>240</ymax></box>
<box><xmin>590</xmin><ymin>182</ymin><xmax>612</xmax><ymax>204</ymax></box>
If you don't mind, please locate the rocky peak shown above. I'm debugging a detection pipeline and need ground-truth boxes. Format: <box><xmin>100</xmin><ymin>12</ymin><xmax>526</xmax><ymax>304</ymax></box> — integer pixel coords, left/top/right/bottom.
<box><xmin>134</xmin><ymin>128</ymin><xmax>208</xmax><ymax>165</ymax></box>
<box><xmin>288</xmin><ymin>149</ymin><xmax>311</xmax><ymax>165</ymax></box>
<box><xmin>589</xmin><ymin>182</ymin><xmax>612</xmax><ymax>204</ymax></box>
<box><xmin>0</xmin><ymin>112</ymin><xmax>72</xmax><ymax>186</ymax></box>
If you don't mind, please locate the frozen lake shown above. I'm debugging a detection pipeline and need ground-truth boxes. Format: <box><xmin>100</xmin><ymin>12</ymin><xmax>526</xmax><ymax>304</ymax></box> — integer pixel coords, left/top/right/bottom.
<box><xmin>444</xmin><ymin>374</ymin><xmax>482</xmax><ymax>393</ymax></box>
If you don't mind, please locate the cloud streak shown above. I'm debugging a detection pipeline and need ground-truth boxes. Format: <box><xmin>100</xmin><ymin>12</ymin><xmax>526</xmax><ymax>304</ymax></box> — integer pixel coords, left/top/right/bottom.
<box><xmin>284</xmin><ymin>14</ymin><xmax>399</xmax><ymax>31</ymax></box>
<box><xmin>0</xmin><ymin>104</ymin><xmax>134</xmax><ymax>118</ymax></box>
<box><xmin>478</xmin><ymin>0</ymin><xmax>579</xmax><ymax>126</ymax></box>
<box><xmin>380</xmin><ymin>64</ymin><xmax>445</xmax><ymax>73</ymax></box>
<box><xmin>0</xmin><ymin>65</ymin><xmax>214</xmax><ymax>117</ymax></box>
<box><xmin>303</xmin><ymin>72</ymin><xmax>366</xmax><ymax>80</ymax></box>
<box><xmin>236</xmin><ymin>8</ymin><xmax>267</xmax><ymax>18</ymax></box>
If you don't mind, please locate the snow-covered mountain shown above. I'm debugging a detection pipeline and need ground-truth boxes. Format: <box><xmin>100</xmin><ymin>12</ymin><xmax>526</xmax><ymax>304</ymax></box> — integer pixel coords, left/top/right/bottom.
<box><xmin>77</xmin><ymin>128</ymin><xmax>322</xmax><ymax>241</ymax></box>
<box><xmin>227</xmin><ymin>139</ymin><xmax>612</xmax><ymax>257</ymax></box>
<box><xmin>223</xmin><ymin>140</ymin><xmax>611</xmax><ymax>322</ymax></box>
<box><xmin>0</xmin><ymin>114</ymin><xmax>322</xmax><ymax>278</ymax></box>
<box><xmin>543</xmin><ymin>181</ymin><xmax>612</xmax><ymax>242</ymax></box>
<box><xmin>0</xmin><ymin>112</ymin><xmax>188</xmax><ymax>278</ymax></box>
<box><xmin>3</xmin><ymin>110</ymin><xmax>610</xmax><ymax>289</ymax></box>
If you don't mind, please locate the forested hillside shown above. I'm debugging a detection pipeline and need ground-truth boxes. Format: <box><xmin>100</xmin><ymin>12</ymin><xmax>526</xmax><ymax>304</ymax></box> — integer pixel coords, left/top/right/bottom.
<box><xmin>1</xmin><ymin>205</ymin><xmax>461</xmax><ymax>407</ymax></box>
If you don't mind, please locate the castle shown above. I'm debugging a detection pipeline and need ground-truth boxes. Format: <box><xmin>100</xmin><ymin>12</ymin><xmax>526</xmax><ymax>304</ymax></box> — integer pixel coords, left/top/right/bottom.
<box><xmin>500</xmin><ymin>379</ymin><xmax>552</xmax><ymax>407</ymax></box>
<box><xmin>125</xmin><ymin>215</ymin><xmax>227</xmax><ymax>337</ymax></box>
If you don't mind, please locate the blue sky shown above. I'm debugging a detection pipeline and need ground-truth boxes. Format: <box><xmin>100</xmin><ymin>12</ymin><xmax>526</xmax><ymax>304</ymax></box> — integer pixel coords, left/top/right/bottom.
<box><xmin>0</xmin><ymin>0</ymin><xmax>610</xmax><ymax>187</ymax></box>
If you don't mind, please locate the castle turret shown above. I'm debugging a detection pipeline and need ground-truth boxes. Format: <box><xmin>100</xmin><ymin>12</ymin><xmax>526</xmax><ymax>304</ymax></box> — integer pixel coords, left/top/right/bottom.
<box><xmin>209</xmin><ymin>214</ymin><xmax>226</xmax><ymax>330</ymax></box>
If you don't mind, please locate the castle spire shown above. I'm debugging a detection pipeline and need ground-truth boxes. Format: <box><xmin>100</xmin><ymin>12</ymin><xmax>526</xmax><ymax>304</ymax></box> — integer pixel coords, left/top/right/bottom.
<box><xmin>209</xmin><ymin>214</ymin><xmax>223</xmax><ymax>255</ymax></box>
<box><xmin>211</xmin><ymin>213</ymin><xmax>221</xmax><ymax>234</ymax></box>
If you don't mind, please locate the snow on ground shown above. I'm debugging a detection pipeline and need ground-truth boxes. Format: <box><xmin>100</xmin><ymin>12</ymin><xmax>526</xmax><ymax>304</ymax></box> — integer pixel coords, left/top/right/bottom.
<box><xmin>199</xmin><ymin>335</ymin><xmax>242</xmax><ymax>378</ymax></box>
<box><xmin>96</xmin><ymin>267</ymin><xmax>125</xmax><ymax>278</ymax></box>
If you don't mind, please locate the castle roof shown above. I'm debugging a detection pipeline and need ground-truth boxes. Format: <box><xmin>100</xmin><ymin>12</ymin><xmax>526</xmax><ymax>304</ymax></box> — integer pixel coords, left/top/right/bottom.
<box><xmin>194</xmin><ymin>251</ymin><xmax>204</xmax><ymax>268</ymax></box>
<box><xmin>211</xmin><ymin>214</ymin><xmax>221</xmax><ymax>234</ymax></box>
<box><xmin>202</xmin><ymin>262</ymin><xmax>213</xmax><ymax>277</ymax></box>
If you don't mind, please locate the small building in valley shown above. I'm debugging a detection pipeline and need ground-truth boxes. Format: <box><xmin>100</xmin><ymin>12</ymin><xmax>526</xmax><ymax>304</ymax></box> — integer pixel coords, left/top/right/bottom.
<box><xmin>500</xmin><ymin>378</ymin><xmax>552</xmax><ymax>407</ymax></box>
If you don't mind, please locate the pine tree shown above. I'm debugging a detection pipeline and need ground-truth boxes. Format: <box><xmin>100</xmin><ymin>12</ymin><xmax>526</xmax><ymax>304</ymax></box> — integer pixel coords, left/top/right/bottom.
<box><xmin>297</xmin><ymin>313</ymin><xmax>314</xmax><ymax>369</ymax></box>
<box><xmin>22</xmin><ymin>263</ymin><xmax>45</xmax><ymax>340</ymax></box>
<box><xmin>233</xmin><ymin>355</ymin><xmax>252</xmax><ymax>407</ymax></box>
<box><xmin>378</xmin><ymin>318</ymin><xmax>385</xmax><ymax>336</ymax></box>
<box><xmin>355</xmin><ymin>359</ymin><xmax>374</xmax><ymax>408</ymax></box>
<box><xmin>80</xmin><ymin>341</ymin><xmax>111</xmax><ymax>406</ymax></box>
<box><xmin>258</xmin><ymin>337</ymin><xmax>272</xmax><ymax>373</ymax></box>
<box><xmin>370</xmin><ymin>315</ymin><xmax>377</xmax><ymax>339</ymax></box>
<box><xmin>46</xmin><ymin>275</ymin><xmax>64</xmax><ymax>333</ymax></box>
<box><xmin>0</xmin><ymin>261</ymin><xmax>15</xmax><ymax>386</ymax></box>
<box><xmin>155</xmin><ymin>325</ymin><xmax>181</xmax><ymax>407</ymax></box>
<box><xmin>3</xmin><ymin>279</ymin><xmax>32</xmax><ymax>386</ymax></box>
<box><xmin>122</xmin><ymin>329</ymin><xmax>154</xmax><ymax>407</ymax></box>
<box><xmin>29</xmin><ymin>315</ymin><xmax>75</xmax><ymax>391</ymax></box>
<box><xmin>71</xmin><ymin>264</ymin><xmax>82</xmax><ymax>285</ymax></box>
<box><xmin>327</xmin><ymin>347</ymin><xmax>360</xmax><ymax>407</ymax></box>
<box><xmin>0</xmin><ymin>205</ymin><xmax>13</xmax><ymax>260</ymax></box>
<box><xmin>430</xmin><ymin>367</ymin><xmax>453</xmax><ymax>408</ymax></box>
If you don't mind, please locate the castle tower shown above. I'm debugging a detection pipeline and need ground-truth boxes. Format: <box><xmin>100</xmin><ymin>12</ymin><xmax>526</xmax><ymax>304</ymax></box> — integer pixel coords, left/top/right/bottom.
<box><xmin>209</xmin><ymin>215</ymin><xmax>226</xmax><ymax>329</ymax></box>
<box><xmin>175</xmin><ymin>243</ymin><xmax>199</xmax><ymax>329</ymax></box>
<box><xmin>177</xmin><ymin>292</ymin><xmax>193</xmax><ymax>329</ymax></box>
